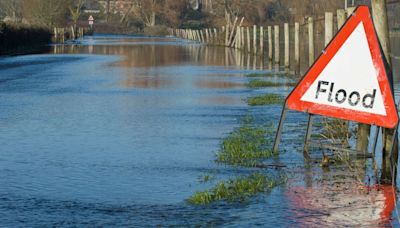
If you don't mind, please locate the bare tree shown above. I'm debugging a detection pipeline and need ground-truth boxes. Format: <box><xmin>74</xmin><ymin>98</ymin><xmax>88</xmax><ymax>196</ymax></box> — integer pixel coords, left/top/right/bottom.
<box><xmin>0</xmin><ymin>0</ymin><xmax>22</xmax><ymax>22</ymax></box>
<box><xmin>22</xmin><ymin>0</ymin><xmax>68</xmax><ymax>27</ymax></box>
<box><xmin>106</xmin><ymin>0</ymin><xmax>112</xmax><ymax>22</ymax></box>
<box><xmin>123</xmin><ymin>0</ymin><xmax>157</xmax><ymax>27</ymax></box>
<box><xmin>69</xmin><ymin>0</ymin><xmax>86</xmax><ymax>38</ymax></box>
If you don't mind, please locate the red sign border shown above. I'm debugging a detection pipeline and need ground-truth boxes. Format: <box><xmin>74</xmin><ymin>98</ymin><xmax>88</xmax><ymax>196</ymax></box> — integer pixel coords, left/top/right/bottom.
<box><xmin>286</xmin><ymin>5</ymin><xmax>398</xmax><ymax>128</ymax></box>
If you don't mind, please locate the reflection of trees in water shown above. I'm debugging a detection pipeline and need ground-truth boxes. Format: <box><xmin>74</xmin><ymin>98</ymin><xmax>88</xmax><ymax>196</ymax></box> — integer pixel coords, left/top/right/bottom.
<box><xmin>122</xmin><ymin>76</ymin><xmax>175</xmax><ymax>89</ymax></box>
<box><xmin>52</xmin><ymin>40</ymin><xmax>264</xmax><ymax>68</ymax></box>
<box><xmin>52</xmin><ymin>39</ymin><xmax>264</xmax><ymax>89</ymax></box>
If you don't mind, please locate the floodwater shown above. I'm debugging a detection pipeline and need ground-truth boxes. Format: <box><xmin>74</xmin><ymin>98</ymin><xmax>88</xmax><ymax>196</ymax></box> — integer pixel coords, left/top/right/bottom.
<box><xmin>0</xmin><ymin>35</ymin><xmax>399</xmax><ymax>226</ymax></box>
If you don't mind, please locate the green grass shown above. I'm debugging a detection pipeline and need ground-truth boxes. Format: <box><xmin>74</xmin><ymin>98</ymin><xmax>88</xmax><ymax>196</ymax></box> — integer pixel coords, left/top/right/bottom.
<box><xmin>216</xmin><ymin>124</ymin><xmax>274</xmax><ymax>167</ymax></box>
<box><xmin>247</xmin><ymin>94</ymin><xmax>283</xmax><ymax>106</ymax></box>
<box><xmin>199</xmin><ymin>174</ymin><xmax>215</xmax><ymax>183</ymax></box>
<box><xmin>247</xmin><ymin>79</ymin><xmax>296</xmax><ymax>88</ymax></box>
<box><xmin>187</xmin><ymin>173</ymin><xmax>287</xmax><ymax>205</ymax></box>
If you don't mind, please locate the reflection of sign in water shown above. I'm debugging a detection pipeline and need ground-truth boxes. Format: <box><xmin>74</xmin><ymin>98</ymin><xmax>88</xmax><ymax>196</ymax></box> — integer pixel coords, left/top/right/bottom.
<box><xmin>286</xmin><ymin>185</ymin><xmax>396</xmax><ymax>226</ymax></box>
<box><xmin>287</xmin><ymin>6</ymin><xmax>398</xmax><ymax>128</ymax></box>
<box><xmin>88</xmin><ymin>15</ymin><xmax>94</xmax><ymax>26</ymax></box>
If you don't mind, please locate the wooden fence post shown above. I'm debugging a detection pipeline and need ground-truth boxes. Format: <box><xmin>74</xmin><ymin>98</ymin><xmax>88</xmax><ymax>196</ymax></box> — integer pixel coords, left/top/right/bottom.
<box><xmin>346</xmin><ymin>6</ymin><xmax>356</xmax><ymax>17</ymax></box>
<box><xmin>308</xmin><ymin>17</ymin><xmax>314</xmax><ymax>67</ymax></box>
<box><xmin>325</xmin><ymin>12</ymin><xmax>334</xmax><ymax>46</ymax></box>
<box><xmin>200</xmin><ymin>30</ymin><xmax>205</xmax><ymax>43</ymax></box>
<box><xmin>225</xmin><ymin>24</ymin><xmax>230</xmax><ymax>46</ymax></box>
<box><xmin>241</xmin><ymin>27</ymin><xmax>245</xmax><ymax>49</ymax></box>
<box><xmin>71</xmin><ymin>26</ymin><xmax>75</xmax><ymax>40</ymax></box>
<box><xmin>284</xmin><ymin>23</ymin><xmax>289</xmax><ymax>69</ymax></box>
<box><xmin>268</xmin><ymin>26</ymin><xmax>272</xmax><ymax>62</ymax></box>
<box><xmin>214</xmin><ymin>28</ymin><xmax>218</xmax><ymax>45</ymax></box>
<box><xmin>61</xmin><ymin>28</ymin><xmax>65</xmax><ymax>43</ymax></box>
<box><xmin>371</xmin><ymin>0</ymin><xmax>397</xmax><ymax>184</ymax></box>
<box><xmin>274</xmin><ymin>25</ymin><xmax>280</xmax><ymax>65</ymax></box>
<box><xmin>235</xmin><ymin>26</ymin><xmax>240</xmax><ymax>49</ymax></box>
<box><xmin>295</xmin><ymin>22</ymin><xmax>300</xmax><ymax>74</ymax></box>
<box><xmin>195</xmin><ymin>30</ymin><xmax>200</xmax><ymax>42</ymax></box>
<box><xmin>54</xmin><ymin>27</ymin><xmax>58</xmax><ymax>42</ymax></box>
<box><xmin>260</xmin><ymin>26</ymin><xmax>264</xmax><ymax>56</ymax></box>
<box><xmin>247</xmin><ymin>27</ymin><xmax>251</xmax><ymax>52</ymax></box>
<box><xmin>337</xmin><ymin>9</ymin><xmax>346</xmax><ymax>29</ymax></box>
<box><xmin>238</xmin><ymin>26</ymin><xmax>242</xmax><ymax>49</ymax></box>
<box><xmin>228</xmin><ymin>17</ymin><xmax>238</xmax><ymax>46</ymax></box>
<box><xmin>253</xmin><ymin>25</ymin><xmax>257</xmax><ymax>54</ymax></box>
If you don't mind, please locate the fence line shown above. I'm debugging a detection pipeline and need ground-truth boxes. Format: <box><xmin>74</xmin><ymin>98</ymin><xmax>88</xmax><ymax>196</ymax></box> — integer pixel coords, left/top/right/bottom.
<box><xmin>168</xmin><ymin>6</ymin><xmax>365</xmax><ymax>75</ymax></box>
<box><xmin>53</xmin><ymin>27</ymin><xmax>89</xmax><ymax>43</ymax></box>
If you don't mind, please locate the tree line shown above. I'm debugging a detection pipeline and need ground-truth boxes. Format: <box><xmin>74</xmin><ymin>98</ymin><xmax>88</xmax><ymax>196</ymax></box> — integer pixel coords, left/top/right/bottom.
<box><xmin>3</xmin><ymin>0</ymin><xmax>392</xmax><ymax>33</ymax></box>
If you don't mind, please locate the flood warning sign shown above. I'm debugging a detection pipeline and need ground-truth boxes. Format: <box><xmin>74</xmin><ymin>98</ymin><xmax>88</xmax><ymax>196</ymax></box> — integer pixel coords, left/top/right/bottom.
<box><xmin>286</xmin><ymin>6</ymin><xmax>398</xmax><ymax>128</ymax></box>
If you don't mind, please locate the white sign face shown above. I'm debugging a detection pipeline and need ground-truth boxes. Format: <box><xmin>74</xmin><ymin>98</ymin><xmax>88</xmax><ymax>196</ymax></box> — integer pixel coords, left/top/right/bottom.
<box><xmin>287</xmin><ymin>6</ymin><xmax>398</xmax><ymax>128</ymax></box>
<box><xmin>300</xmin><ymin>22</ymin><xmax>386</xmax><ymax>116</ymax></box>
<box><xmin>89</xmin><ymin>21</ymin><xmax>94</xmax><ymax>25</ymax></box>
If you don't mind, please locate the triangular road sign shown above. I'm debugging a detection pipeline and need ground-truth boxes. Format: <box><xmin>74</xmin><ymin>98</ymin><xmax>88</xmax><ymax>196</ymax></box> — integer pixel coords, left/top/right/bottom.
<box><xmin>287</xmin><ymin>6</ymin><xmax>398</xmax><ymax>128</ymax></box>
<box><xmin>88</xmin><ymin>15</ymin><xmax>94</xmax><ymax>21</ymax></box>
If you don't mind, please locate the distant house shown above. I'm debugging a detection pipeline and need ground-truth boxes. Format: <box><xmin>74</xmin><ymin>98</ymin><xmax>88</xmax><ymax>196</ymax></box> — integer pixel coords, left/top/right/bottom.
<box><xmin>97</xmin><ymin>0</ymin><xmax>133</xmax><ymax>15</ymax></box>
<box><xmin>188</xmin><ymin>0</ymin><xmax>213</xmax><ymax>12</ymax></box>
<box><xmin>84</xmin><ymin>9</ymin><xmax>101</xmax><ymax>14</ymax></box>
<box><xmin>84</xmin><ymin>0</ymin><xmax>102</xmax><ymax>14</ymax></box>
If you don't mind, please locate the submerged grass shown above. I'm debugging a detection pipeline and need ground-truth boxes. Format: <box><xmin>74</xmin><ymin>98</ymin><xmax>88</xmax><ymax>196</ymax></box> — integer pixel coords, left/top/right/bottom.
<box><xmin>247</xmin><ymin>79</ymin><xmax>296</xmax><ymax>88</ymax></box>
<box><xmin>247</xmin><ymin>94</ymin><xmax>283</xmax><ymax>106</ymax></box>
<box><xmin>187</xmin><ymin>173</ymin><xmax>287</xmax><ymax>205</ymax></box>
<box><xmin>199</xmin><ymin>174</ymin><xmax>215</xmax><ymax>183</ymax></box>
<box><xmin>317</xmin><ymin>118</ymin><xmax>352</xmax><ymax>146</ymax></box>
<box><xmin>216</xmin><ymin>123</ymin><xmax>274</xmax><ymax>167</ymax></box>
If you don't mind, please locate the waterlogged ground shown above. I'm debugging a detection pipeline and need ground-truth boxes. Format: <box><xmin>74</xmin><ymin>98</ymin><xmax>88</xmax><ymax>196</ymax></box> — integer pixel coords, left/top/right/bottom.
<box><xmin>0</xmin><ymin>35</ymin><xmax>399</xmax><ymax>226</ymax></box>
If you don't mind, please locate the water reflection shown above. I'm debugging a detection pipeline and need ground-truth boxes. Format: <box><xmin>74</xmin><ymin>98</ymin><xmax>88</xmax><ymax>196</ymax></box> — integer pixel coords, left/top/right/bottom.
<box><xmin>52</xmin><ymin>36</ymin><xmax>265</xmax><ymax>90</ymax></box>
<box><xmin>288</xmin><ymin>178</ymin><xmax>397</xmax><ymax>226</ymax></box>
<box><xmin>41</xmin><ymin>35</ymin><xmax>400</xmax><ymax>226</ymax></box>
<box><xmin>52</xmin><ymin>36</ymin><xmax>265</xmax><ymax>69</ymax></box>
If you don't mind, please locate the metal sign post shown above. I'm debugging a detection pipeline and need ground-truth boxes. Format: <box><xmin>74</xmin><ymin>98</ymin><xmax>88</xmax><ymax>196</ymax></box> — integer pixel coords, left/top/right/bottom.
<box><xmin>88</xmin><ymin>15</ymin><xmax>94</xmax><ymax>29</ymax></box>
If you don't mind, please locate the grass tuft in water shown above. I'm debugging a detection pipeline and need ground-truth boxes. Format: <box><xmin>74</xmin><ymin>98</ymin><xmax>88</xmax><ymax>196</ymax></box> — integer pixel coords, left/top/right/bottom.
<box><xmin>199</xmin><ymin>174</ymin><xmax>215</xmax><ymax>183</ymax></box>
<box><xmin>247</xmin><ymin>94</ymin><xmax>283</xmax><ymax>106</ymax></box>
<box><xmin>246</xmin><ymin>79</ymin><xmax>296</xmax><ymax>88</ymax></box>
<box><xmin>216</xmin><ymin>124</ymin><xmax>274</xmax><ymax>167</ymax></box>
<box><xmin>187</xmin><ymin>173</ymin><xmax>286</xmax><ymax>205</ymax></box>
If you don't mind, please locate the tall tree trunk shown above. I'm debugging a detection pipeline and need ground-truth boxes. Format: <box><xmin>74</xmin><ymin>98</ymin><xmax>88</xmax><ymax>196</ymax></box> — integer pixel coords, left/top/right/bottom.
<box><xmin>150</xmin><ymin>11</ymin><xmax>155</xmax><ymax>26</ymax></box>
<box><xmin>120</xmin><ymin>3</ymin><xmax>135</xmax><ymax>24</ymax></box>
<box><xmin>106</xmin><ymin>0</ymin><xmax>111</xmax><ymax>22</ymax></box>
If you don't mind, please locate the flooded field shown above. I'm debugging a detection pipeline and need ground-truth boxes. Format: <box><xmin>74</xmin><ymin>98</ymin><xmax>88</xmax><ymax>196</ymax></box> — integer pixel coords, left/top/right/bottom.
<box><xmin>0</xmin><ymin>35</ymin><xmax>400</xmax><ymax>226</ymax></box>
